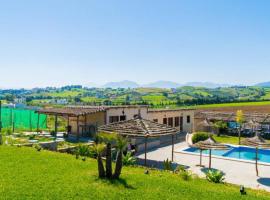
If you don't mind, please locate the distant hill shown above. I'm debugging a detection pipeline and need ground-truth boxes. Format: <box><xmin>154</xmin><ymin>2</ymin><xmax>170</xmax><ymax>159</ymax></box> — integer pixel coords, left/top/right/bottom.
<box><xmin>142</xmin><ymin>81</ymin><xmax>182</xmax><ymax>89</ymax></box>
<box><xmin>102</xmin><ymin>80</ymin><xmax>139</xmax><ymax>89</ymax></box>
<box><xmin>184</xmin><ymin>82</ymin><xmax>231</xmax><ymax>88</ymax></box>
<box><xmin>101</xmin><ymin>80</ymin><xmax>232</xmax><ymax>89</ymax></box>
<box><xmin>255</xmin><ymin>82</ymin><xmax>270</xmax><ymax>87</ymax></box>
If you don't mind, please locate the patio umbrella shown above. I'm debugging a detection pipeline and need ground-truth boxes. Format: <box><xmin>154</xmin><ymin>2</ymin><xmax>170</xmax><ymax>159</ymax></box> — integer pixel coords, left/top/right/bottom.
<box><xmin>197</xmin><ymin>119</ymin><xmax>213</xmax><ymax>133</ymax></box>
<box><xmin>193</xmin><ymin>137</ymin><xmax>229</xmax><ymax>170</ymax></box>
<box><xmin>242</xmin><ymin>134</ymin><xmax>270</xmax><ymax>176</ymax></box>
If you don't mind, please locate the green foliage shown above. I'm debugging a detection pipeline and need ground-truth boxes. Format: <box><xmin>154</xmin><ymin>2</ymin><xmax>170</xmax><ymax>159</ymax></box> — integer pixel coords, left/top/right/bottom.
<box><xmin>192</xmin><ymin>132</ymin><xmax>210</xmax><ymax>144</ymax></box>
<box><xmin>123</xmin><ymin>152</ymin><xmax>136</xmax><ymax>166</ymax></box>
<box><xmin>0</xmin><ymin>146</ymin><xmax>268</xmax><ymax>199</ymax></box>
<box><xmin>236</xmin><ymin>110</ymin><xmax>245</xmax><ymax>125</ymax></box>
<box><xmin>75</xmin><ymin>145</ymin><xmax>96</xmax><ymax>158</ymax></box>
<box><xmin>179</xmin><ymin>170</ymin><xmax>193</xmax><ymax>181</ymax></box>
<box><xmin>33</xmin><ymin>144</ymin><xmax>42</xmax><ymax>152</ymax></box>
<box><xmin>163</xmin><ymin>159</ymin><xmax>173</xmax><ymax>171</ymax></box>
<box><xmin>206</xmin><ymin>170</ymin><xmax>225</xmax><ymax>183</ymax></box>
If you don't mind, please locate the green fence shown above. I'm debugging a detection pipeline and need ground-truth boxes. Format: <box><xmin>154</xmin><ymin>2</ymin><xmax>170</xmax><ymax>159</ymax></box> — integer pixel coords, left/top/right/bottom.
<box><xmin>0</xmin><ymin>107</ymin><xmax>47</xmax><ymax>131</ymax></box>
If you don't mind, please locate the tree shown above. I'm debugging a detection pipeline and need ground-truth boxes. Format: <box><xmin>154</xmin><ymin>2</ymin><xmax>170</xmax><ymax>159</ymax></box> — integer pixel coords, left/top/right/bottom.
<box><xmin>113</xmin><ymin>135</ymin><xmax>128</xmax><ymax>179</ymax></box>
<box><xmin>213</xmin><ymin>121</ymin><xmax>228</xmax><ymax>136</ymax></box>
<box><xmin>236</xmin><ymin>110</ymin><xmax>245</xmax><ymax>145</ymax></box>
<box><xmin>92</xmin><ymin>143</ymin><xmax>106</xmax><ymax>178</ymax></box>
<box><xmin>97</xmin><ymin>132</ymin><xmax>117</xmax><ymax>179</ymax></box>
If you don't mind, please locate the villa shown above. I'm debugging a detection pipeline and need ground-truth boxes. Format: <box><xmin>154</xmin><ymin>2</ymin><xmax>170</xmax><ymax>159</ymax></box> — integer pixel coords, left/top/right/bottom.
<box><xmin>37</xmin><ymin>105</ymin><xmax>194</xmax><ymax>138</ymax></box>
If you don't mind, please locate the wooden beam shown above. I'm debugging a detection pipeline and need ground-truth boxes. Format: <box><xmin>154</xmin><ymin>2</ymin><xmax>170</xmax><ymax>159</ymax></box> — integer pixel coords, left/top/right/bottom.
<box><xmin>55</xmin><ymin>115</ymin><xmax>58</xmax><ymax>136</ymax></box>
<box><xmin>171</xmin><ymin>134</ymin><xmax>174</xmax><ymax>162</ymax></box>
<box><xmin>144</xmin><ymin>136</ymin><xmax>148</xmax><ymax>167</ymax></box>
<box><xmin>77</xmin><ymin>116</ymin><xmax>80</xmax><ymax>140</ymax></box>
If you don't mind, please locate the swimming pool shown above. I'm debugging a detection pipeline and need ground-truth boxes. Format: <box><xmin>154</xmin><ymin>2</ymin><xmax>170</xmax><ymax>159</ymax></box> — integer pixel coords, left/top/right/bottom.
<box><xmin>183</xmin><ymin>146</ymin><xmax>270</xmax><ymax>164</ymax></box>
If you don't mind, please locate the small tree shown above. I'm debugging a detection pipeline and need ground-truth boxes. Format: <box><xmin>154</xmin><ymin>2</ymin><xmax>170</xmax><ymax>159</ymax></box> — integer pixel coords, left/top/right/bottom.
<box><xmin>92</xmin><ymin>143</ymin><xmax>106</xmax><ymax>178</ymax></box>
<box><xmin>214</xmin><ymin>121</ymin><xmax>228</xmax><ymax>136</ymax></box>
<box><xmin>113</xmin><ymin>135</ymin><xmax>128</xmax><ymax>179</ymax></box>
<box><xmin>236</xmin><ymin>110</ymin><xmax>244</xmax><ymax>145</ymax></box>
<box><xmin>97</xmin><ymin>132</ymin><xmax>117</xmax><ymax>179</ymax></box>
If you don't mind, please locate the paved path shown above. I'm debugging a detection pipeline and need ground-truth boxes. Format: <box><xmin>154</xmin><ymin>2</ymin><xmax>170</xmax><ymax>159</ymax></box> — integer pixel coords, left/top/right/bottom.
<box><xmin>137</xmin><ymin>142</ymin><xmax>270</xmax><ymax>192</ymax></box>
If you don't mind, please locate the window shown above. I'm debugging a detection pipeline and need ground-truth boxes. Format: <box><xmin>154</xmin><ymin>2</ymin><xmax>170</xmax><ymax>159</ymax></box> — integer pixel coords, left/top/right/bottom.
<box><xmin>168</xmin><ymin>117</ymin><xmax>173</xmax><ymax>127</ymax></box>
<box><xmin>175</xmin><ymin>117</ymin><xmax>180</xmax><ymax>127</ymax></box>
<box><xmin>153</xmin><ymin>119</ymin><xmax>158</xmax><ymax>123</ymax></box>
<box><xmin>163</xmin><ymin>118</ymin><xmax>167</xmax><ymax>125</ymax></box>
<box><xmin>109</xmin><ymin>116</ymin><xmax>119</xmax><ymax>123</ymax></box>
<box><xmin>120</xmin><ymin>115</ymin><xmax>126</xmax><ymax>121</ymax></box>
<box><xmin>187</xmin><ymin>115</ymin><xmax>191</xmax><ymax>124</ymax></box>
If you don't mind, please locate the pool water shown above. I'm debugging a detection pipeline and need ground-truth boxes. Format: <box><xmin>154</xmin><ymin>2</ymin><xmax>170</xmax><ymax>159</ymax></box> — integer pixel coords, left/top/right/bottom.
<box><xmin>184</xmin><ymin>146</ymin><xmax>270</xmax><ymax>163</ymax></box>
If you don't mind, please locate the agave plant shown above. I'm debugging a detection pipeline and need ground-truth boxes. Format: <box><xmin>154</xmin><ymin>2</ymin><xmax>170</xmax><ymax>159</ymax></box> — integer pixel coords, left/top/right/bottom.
<box><xmin>123</xmin><ymin>152</ymin><xmax>136</xmax><ymax>166</ymax></box>
<box><xmin>206</xmin><ymin>170</ymin><xmax>225</xmax><ymax>183</ymax></box>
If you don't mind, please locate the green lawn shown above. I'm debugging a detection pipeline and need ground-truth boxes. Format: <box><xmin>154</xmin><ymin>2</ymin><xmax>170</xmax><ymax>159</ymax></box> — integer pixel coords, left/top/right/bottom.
<box><xmin>0</xmin><ymin>146</ymin><xmax>269</xmax><ymax>199</ymax></box>
<box><xmin>212</xmin><ymin>135</ymin><xmax>240</xmax><ymax>145</ymax></box>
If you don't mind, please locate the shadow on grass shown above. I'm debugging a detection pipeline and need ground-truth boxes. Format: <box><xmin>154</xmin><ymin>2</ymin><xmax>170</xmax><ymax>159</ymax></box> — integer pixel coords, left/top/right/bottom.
<box><xmin>136</xmin><ymin>158</ymin><xmax>189</xmax><ymax>171</ymax></box>
<box><xmin>95</xmin><ymin>177</ymin><xmax>136</xmax><ymax>190</ymax></box>
<box><xmin>257</xmin><ymin>178</ymin><xmax>270</xmax><ymax>187</ymax></box>
<box><xmin>200</xmin><ymin>167</ymin><xmax>226</xmax><ymax>176</ymax></box>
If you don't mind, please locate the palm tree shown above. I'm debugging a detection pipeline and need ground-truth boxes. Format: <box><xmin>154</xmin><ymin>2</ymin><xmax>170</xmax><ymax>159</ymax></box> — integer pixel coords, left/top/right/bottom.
<box><xmin>113</xmin><ymin>135</ymin><xmax>128</xmax><ymax>179</ymax></box>
<box><xmin>92</xmin><ymin>143</ymin><xmax>106</xmax><ymax>178</ymax></box>
<box><xmin>97</xmin><ymin>132</ymin><xmax>117</xmax><ymax>179</ymax></box>
<box><xmin>236</xmin><ymin>110</ymin><xmax>245</xmax><ymax>145</ymax></box>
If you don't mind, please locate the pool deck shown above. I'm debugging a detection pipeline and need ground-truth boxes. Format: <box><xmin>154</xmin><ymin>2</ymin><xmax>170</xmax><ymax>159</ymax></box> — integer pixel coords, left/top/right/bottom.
<box><xmin>137</xmin><ymin>142</ymin><xmax>270</xmax><ymax>192</ymax></box>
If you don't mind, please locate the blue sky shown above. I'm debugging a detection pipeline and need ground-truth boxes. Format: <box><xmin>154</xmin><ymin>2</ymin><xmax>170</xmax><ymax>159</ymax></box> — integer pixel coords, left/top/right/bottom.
<box><xmin>0</xmin><ymin>0</ymin><xmax>270</xmax><ymax>88</ymax></box>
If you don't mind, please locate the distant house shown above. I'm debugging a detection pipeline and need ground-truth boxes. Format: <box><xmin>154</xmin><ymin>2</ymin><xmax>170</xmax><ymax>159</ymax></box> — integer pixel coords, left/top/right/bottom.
<box><xmin>14</xmin><ymin>97</ymin><xmax>26</xmax><ymax>104</ymax></box>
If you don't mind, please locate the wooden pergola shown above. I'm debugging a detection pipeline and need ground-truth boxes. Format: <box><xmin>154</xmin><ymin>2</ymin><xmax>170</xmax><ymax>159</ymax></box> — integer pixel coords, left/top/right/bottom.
<box><xmin>197</xmin><ymin>111</ymin><xmax>270</xmax><ymax>124</ymax></box>
<box><xmin>98</xmin><ymin>118</ymin><xmax>180</xmax><ymax>166</ymax></box>
<box><xmin>36</xmin><ymin>107</ymin><xmax>106</xmax><ymax>138</ymax></box>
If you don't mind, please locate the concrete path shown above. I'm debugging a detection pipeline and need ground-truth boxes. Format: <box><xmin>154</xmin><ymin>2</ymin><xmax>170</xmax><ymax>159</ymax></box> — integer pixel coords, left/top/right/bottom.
<box><xmin>137</xmin><ymin>142</ymin><xmax>270</xmax><ymax>192</ymax></box>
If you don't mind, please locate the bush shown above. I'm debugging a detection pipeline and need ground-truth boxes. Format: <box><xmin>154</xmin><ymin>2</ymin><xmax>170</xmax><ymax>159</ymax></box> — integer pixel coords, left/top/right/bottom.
<box><xmin>192</xmin><ymin>132</ymin><xmax>210</xmax><ymax>144</ymax></box>
<box><xmin>76</xmin><ymin>145</ymin><xmax>97</xmax><ymax>158</ymax></box>
<box><xmin>33</xmin><ymin>144</ymin><xmax>42</xmax><ymax>152</ymax></box>
<box><xmin>163</xmin><ymin>159</ymin><xmax>173</xmax><ymax>171</ymax></box>
<box><xmin>206</xmin><ymin>170</ymin><xmax>225</xmax><ymax>183</ymax></box>
<box><xmin>123</xmin><ymin>152</ymin><xmax>136</xmax><ymax>166</ymax></box>
<box><xmin>179</xmin><ymin>170</ymin><xmax>193</xmax><ymax>181</ymax></box>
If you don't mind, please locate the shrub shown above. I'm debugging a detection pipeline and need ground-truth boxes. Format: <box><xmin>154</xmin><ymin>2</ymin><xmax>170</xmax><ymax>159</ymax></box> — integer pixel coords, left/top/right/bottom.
<box><xmin>33</xmin><ymin>144</ymin><xmax>42</xmax><ymax>152</ymax></box>
<box><xmin>192</xmin><ymin>132</ymin><xmax>210</xmax><ymax>144</ymax></box>
<box><xmin>123</xmin><ymin>152</ymin><xmax>136</xmax><ymax>166</ymax></box>
<box><xmin>179</xmin><ymin>170</ymin><xmax>192</xmax><ymax>181</ymax></box>
<box><xmin>76</xmin><ymin>145</ymin><xmax>97</xmax><ymax>158</ymax></box>
<box><xmin>163</xmin><ymin>159</ymin><xmax>173</xmax><ymax>171</ymax></box>
<box><xmin>206</xmin><ymin>170</ymin><xmax>225</xmax><ymax>183</ymax></box>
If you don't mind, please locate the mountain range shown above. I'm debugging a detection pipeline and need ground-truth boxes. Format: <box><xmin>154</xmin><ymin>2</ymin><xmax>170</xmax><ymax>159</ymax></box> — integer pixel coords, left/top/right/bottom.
<box><xmin>85</xmin><ymin>80</ymin><xmax>233</xmax><ymax>89</ymax></box>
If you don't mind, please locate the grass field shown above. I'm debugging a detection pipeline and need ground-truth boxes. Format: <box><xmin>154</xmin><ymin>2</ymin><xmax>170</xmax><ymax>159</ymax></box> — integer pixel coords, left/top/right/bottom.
<box><xmin>0</xmin><ymin>146</ymin><xmax>270</xmax><ymax>199</ymax></box>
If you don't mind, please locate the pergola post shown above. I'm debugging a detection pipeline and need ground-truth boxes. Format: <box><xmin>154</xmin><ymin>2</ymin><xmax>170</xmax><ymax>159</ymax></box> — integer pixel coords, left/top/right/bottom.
<box><xmin>171</xmin><ymin>134</ymin><xmax>175</xmax><ymax>162</ymax></box>
<box><xmin>67</xmin><ymin>115</ymin><xmax>70</xmax><ymax>134</ymax></box>
<box><xmin>54</xmin><ymin>115</ymin><xmax>58</xmax><ymax>138</ymax></box>
<box><xmin>76</xmin><ymin>116</ymin><xmax>80</xmax><ymax>140</ymax></box>
<box><xmin>36</xmin><ymin>113</ymin><xmax>40</xmax><ymax>133</ymax></box>
<box><xmin>209</xmin><ymin>149</ymin><xmax>212</xmax><ymax>169</ymax></box>
<box><xmin>144</xmin><ymin>136</ymin><xmax>148</xmax><ymax>167</ymax></box>
<box><xmin>255</xmin><ymin>147</ymin><xmax>259</xmax><ymax>176</ymax></box>
<box><xmin>84</xmin><ymin>115</ymin><xmax>87</xmax><ymax>137</ymax></box>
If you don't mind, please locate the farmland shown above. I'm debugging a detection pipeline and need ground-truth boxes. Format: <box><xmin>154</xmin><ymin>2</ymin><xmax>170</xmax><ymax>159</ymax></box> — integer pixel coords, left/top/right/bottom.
<box><xmin>1</xmin><ymin>85</ymin><xmax>270</xmax><ymax>109</ymax></box>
